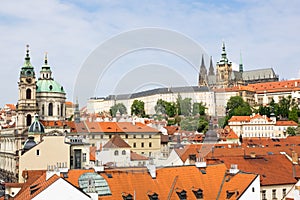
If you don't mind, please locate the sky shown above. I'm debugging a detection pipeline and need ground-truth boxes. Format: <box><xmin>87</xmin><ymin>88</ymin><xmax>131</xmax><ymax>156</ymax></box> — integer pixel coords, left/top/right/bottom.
<box><xmin>1</xmin><ymin>0</ymin><xmax>300</xmax><ymax>106</ymax></box>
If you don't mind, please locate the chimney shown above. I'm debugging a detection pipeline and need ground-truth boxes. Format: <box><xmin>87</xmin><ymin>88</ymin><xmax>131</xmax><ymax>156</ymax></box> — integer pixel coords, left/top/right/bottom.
<box><xmin>250</xmin><ymin>152</ymin><xmax>256</xmax><ymax>158</ymax></box>
<box><xmin>147</xmin><ymin>164</ymin><xmax>156</xmax><ymax>179</ymax></box>
<box><xmin>229</xmin><ymin>164</ymin><xmax>239</xmax><ymax>174</ymax></box>
<box><xmin>292</xmin><ymin>151</ymin><xmax>298</xmax><ymax>164</ymax></box>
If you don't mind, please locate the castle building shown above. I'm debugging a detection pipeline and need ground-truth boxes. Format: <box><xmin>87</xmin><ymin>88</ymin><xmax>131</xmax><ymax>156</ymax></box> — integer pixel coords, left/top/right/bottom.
<box><xmin>199</xmin><ymin>42</ymin><xmax>279</xmax><ymax>88</ymax></box>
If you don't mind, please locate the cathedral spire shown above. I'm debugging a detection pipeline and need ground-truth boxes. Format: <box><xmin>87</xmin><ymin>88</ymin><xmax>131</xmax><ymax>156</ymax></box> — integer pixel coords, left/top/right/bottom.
<box><xmin>239</xmin><ymin>51</ymin><xmax>243</xmax><ymax>72</ymax></box>
<box><xmin>208</xmin><ymin>56</ymin><xmax>215</xmax><ymax>76</ymax></box>
<box><xmin>198</xmin><ymin>54</ymin><xmax>208</xmax><ymax>86</ymax></box>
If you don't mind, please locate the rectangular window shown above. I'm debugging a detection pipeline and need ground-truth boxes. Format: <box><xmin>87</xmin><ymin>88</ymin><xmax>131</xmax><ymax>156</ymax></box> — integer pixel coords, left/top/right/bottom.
<box><xmin>283</xmin><ymin>188</ymin><xmax>286</xmax><ymax>197</ymax></box>
<box><xmin>149</xmin><ymin>135</ymin><xmax>152</xmax><ymax>138</ymax></box>
<box><xmin>92</xmin><ymin>135</ymin><xmax>95</xmax><ymax>139</ymax></box>
<box><xmin>149</xmin><ymin>142</ymin><xmax>152</xmax><ymax>148</ymax></box>
<box><xmin>272</xmin><ymin>189</ymin><xmax>276</xmax><ymax>199</ymax></box>
<box><xmin>141</xmin><ymin>142</ymin><xmax>144</xmax><ymax>148</ymax></box>
<box><xmin>262</xmin><ymin>190</ymin><xmax>266</xmax><ymax>200</ymax></box>
<box><xmin>101</xmin><ymin>135</ymin><xmax>103</xmax><ymax>139</ymax></box>
<box><xmin>133</xmin><ymin>135</ymin><xmax>136</xmax><ymax>139</ymax></box>
<box><xmin>109</xmin><ymin>135</ymin><xmax>112</xmax><ymax>139</ymax></box>
<box><xmin>125</xmin><ymin>134</ymin><xmax>128</xmax><ymax>139</ymax></box>
<box><xmin>133</xmin><ymin>143</ymin><xmax>136</xmax><ymax>148</ymax></box>
<box><xmin>36</xmin><ymin>149</ymin><xmax>40</xmax><ymax>156</ymax></box>
<box><xmin>83</xmin><ymin>153</ymin><xmax>86</xmax><ymax>162</ymax></box>
<box><xmin>141</xmin><ymin>134</ymin><xmax>144</xmax><ymax>138</ymax></box>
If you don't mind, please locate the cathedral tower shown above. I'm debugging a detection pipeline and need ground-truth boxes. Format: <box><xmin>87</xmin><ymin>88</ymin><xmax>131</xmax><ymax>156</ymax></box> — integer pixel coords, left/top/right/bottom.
<box><xmin>216</xmin><ymin>42</ymin><xmax>232</xmax><ymax>88</ymax></box>
<box><xmin>198</xmin><ymin>55</ymin><xmax>208</xmax><ymax>86</ymax></box>
<box><xmin>16</xmin><ymin>45</ymin><xmax>39</xmax><ymax>128</ymax></box>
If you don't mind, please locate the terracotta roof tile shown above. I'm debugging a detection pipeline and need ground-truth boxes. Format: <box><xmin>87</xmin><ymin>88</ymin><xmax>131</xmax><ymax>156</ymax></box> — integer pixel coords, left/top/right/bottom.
<box><xmin>276</xmin><ymin>120</ymin><xmax>298</xmax><ymax>126</ymax></box>
<box><xmin>130</xmin><ymin>151</ymin><xmax>149</xmax><ymax>161</ymax></box>
<box><xmin>103</xmin><ymin>135</ymin><xmax>131</xmax><ymax>148</ymax></box>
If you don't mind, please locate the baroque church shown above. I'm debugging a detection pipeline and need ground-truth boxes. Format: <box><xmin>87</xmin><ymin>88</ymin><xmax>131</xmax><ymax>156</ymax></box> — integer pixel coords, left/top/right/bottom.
<box><xmin>198</xmin><ymin>42</ymin><xmax>278</xmax><ymax>88</ymax></box>
<box><xmin>16</xmin><ymin>45</ymin><xmax>66</xmax><ymax>129</ymax></box>
<box><xmin>0</xmin><ymin>46</ymin><xmax>67</xmax><ymax>182</ymax></box>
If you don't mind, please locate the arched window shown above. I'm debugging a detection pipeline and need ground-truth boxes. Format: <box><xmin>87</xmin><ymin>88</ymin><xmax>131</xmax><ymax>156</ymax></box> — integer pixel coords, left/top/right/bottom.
<box><xmin>42</xmin><ymin>104</ymin><xmax>45</xmax><ymax>115</ymax></box>
<box><xmin>26</xmin><ymin>114</ymin><xmax>32</xmax><ymax>126</ymax></box>
<box><xmin>114</xmin><ymin>150</ymin><xmax>119</xmax><ymax>156</ymax></box>
<box><xmin>57</xmin><ymin>105</ymin><xmax>60</xmax><ymax>116</ymax></box>
<box><xmin>61</xmin><ymin>103</ymin><xmax>64</xmax><ymax>117</ymax></box>
<box><xmin>122</xmin><ymin>150</ymin><xmax>126</xmax><ymax>155</ymax></box>
<box><xmin>48</xmin><ymin>103</ymin><xmax>53</xmax><ymax>116</ymax></box>
<box><xmin>26</xmin><ymin>89</ymin><xmax>31</xmax><ymax>99</ymax></box>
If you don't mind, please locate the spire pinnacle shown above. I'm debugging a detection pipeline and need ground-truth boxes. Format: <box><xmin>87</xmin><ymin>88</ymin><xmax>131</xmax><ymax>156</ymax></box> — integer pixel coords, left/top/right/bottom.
<box><xmin>200</xmin><ymin>54</ymin><xmax>205</xmax><ymax>68</ymax></box>
<box><xmin>239</xmin><ymin>51</ymin><xmax>243</xmax><ymax>72</ymax></box>
<box><xmin>25</xmin><ymin>44</ymin><xmax>30</xmax><ymax>62</ymax></box>
<box><xmin>44</xmin><ymin>52</ymin><xmax>48</xmax><ymax>65</ymax></box>
<box><xmin>208</xmin><ymin>56</ymin><xmax>215</xmax><ymax>76</ymax></box>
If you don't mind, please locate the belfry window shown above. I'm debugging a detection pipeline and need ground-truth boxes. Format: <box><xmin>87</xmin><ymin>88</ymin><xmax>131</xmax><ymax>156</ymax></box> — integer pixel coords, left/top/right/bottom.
<box><xmin>26</xmin><ymin>88</ymin><xmax>31</xmax><ymax>99</ymax></box>
<box><xmin>26</xmin><ymin>114</ymin><xmax>32</xmax><ymax>126</ymax></box>
<box><xmin>42</xmin><ymin>104</ymin><xmax>44</xmax><ymax>115</ymax></box>
<box><xmin>48</xmin><ymin>103</ymin><xmax>53</xmax><ymax>116</ymax></box>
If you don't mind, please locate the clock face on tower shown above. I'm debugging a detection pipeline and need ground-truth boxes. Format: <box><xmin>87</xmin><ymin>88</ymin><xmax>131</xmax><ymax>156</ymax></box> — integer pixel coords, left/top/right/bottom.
<box><xmin>26</xmin><ymin>78</ymin><xmax>32</xmax><ymax>83</ymax></box>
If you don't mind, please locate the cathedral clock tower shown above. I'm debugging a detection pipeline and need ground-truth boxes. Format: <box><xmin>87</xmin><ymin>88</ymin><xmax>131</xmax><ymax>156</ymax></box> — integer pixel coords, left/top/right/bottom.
<box><xmin>16</xmin><ymin>45</ymin><xmax>39</xmax><ymax>128</ymax></box>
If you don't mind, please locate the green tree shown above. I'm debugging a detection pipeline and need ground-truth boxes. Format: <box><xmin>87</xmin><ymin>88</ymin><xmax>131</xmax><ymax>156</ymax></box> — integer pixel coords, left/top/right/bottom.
<box><xmin>192</xmin><ymin>102</ymin><xmax>206</xmax><ymax>116</ymax></box>
<box><xmin>224</xmin><ymin>96</ymin><xmax>252</xmax><ymax>127</ymax></box>
<box><xmin>178</xmin><ymin>98</ymin><xmax>192</xmax><ymax>116</ymax></box>
<box><xmin>257</xmin><ymin>105</ymin><xmax>271</xmax><ymax>117</ymax></box>
<box><xmin>289</xmin><ymin>107</ymin><xmax>299</xmax><ymax>123</ymax></box>
<box><xmin>131</xmin><ymin>100</ymin><xmax>145</xmax><ymax>117</ymax></box>
<box><xmin>109</xmin><ymin>103</ymin><xmax>127</xmax><ymax>117</ymax></box>
<box><xmin>154</xmin><ymin>99</ymin><xmax>177</xmax><ymax>117</ymax></box>
<box><xmin>155</xmin><ymin>99</ymin><xmax>166</xmax><ymax>114</ymax></box>
<box><xmin>287</xmin><ymin>127</ymin><xmax>296</xmax><ymax>136</ymax></box>
<box><xmin>165</xmin><ymin>102</ymin><xmax>177</xmax><ymax>117</ymax></box>
<box><xmin>278</xmin><ymin>95</ymin><xmax>297</xmax><ymax>119</ymax></box>
<box><xmin>176</xmin><ymin>94</ymin><xmax>182</xmax><ymax>115</ymax></box>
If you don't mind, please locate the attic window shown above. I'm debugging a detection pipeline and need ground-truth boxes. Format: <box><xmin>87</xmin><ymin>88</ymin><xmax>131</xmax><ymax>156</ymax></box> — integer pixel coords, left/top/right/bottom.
<box><xmin>192</xmin><ymin>188</ymin><xmax>203</xmax><ymax>199</ymax></box>
<box><xmin>107</xmin><ymin>127</ymin><xmax>112</xmax><ymax>129</ymax></box>
<box><xmin>148</xmin><ymin>192</ymin><xmax>159</xmax><ymax>200</ymax></box>
<box><xmin>226</xmin><ymin>190</ymin><xmax>238</xmax><ymax>199</ymax></box>
<box><xmin>176</xmin><ymin>189</ymin><xmax>187</xmax><ymax>200</ymax></box>
<box><xmin>137</xmin><ymin>127</ymin><xmax>142</xmax><ymax>129</ymax></box>
<box><xmin>122</xmin><ymin>193</ymin><xmax>133</xmax><ymax>200</ymax></box>
<box><xmin>49</xmin><ymin>85</ymin><xmax>53</xmax><ymax>90</ymax></box>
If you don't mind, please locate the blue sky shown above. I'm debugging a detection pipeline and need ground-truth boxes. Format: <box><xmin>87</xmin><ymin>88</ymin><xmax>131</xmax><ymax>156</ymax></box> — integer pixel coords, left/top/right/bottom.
<box><xmin>0</xmin><ymin>0</ymin><xmax>300</xmax><ymax>106</ymax></box>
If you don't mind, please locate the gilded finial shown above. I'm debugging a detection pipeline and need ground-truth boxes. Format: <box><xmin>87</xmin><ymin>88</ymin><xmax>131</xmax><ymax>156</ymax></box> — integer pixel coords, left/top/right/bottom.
<box><xmin>44</xmin><ymin>52</ymin><xmax>48</xmax><ymax>65</ymax></box>
<box><xmin>25</xmin><ymin>44</ymin><xmax>30</xmax><ymax>61</ymax></box>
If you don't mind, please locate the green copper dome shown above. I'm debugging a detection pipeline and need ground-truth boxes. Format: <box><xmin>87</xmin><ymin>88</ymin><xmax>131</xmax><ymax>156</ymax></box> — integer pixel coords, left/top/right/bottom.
<box><xmin>36</xmin><ymin>79</ymin><xmax>65</xmax><ymax>93</ymax></box>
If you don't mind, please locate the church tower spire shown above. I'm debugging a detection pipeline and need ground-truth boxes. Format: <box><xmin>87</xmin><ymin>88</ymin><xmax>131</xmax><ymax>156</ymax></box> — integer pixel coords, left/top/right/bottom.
<box><xmin>208</xmin><ymin>56</ymin><xmax>215</xmax><ymax>76</ymax></box>
<box><xmin>239</xmin><ymin>51</ymin><xmax>243</xmax><ymax>72</ymax></box>
<box><xmin>39</xmin><ymin>52</ymin><xmax>53</xmax><ymax>80</ymax></box>
<box><xmin>198</xmin><ymin>54</ymin><xmax>208</xmax><ymax>86</ymax></box>
<box><xmin>17</xmin><ymin>45</ymin><xmax>39</xmax><ymax>129</ymax></box>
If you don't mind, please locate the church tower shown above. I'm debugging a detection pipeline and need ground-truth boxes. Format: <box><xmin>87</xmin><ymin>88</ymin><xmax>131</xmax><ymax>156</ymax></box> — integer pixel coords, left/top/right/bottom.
<box><xmin>216</xmin><ymin>42</ymin><xmax>232</xmax><ymax>88</ymax></box>
<box><xmin>198</xmin><ymin>55</ymin><xmax>208</xmax><ymax>86</ymax></box>
<box><xmin>16</xmin><ymin>45</ymin><xmax>39</xmax><ymax>128</ymax></box>
<box><xmin>36</xmin><ymin>53</ymin><xmax>66</xmax><ymax>121</ymax></box>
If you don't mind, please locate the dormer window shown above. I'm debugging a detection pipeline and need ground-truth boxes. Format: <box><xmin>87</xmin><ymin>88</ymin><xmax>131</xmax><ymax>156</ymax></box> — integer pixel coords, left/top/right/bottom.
<box><xmin>148</xmin><ymin>192</ymin><xmax>159</xmax><ymax>200</ymax></box>
<box><xmin>176</xmin><ymin>189</ymin><xmax>187</xmax><ymax>200</ymax></box>
<box><xmin>49</xmin><ymin>85</ymin><xmax>53</xmax><ymax>90</ymax></box>
<box><xmin>192</xmin><ymin>188</ymin><xmax>203</xmax><ymax>199</ymax></box>
<box><xmin>122</xmin><ymin>193</ymin><xmax>133</xmax><ymax>200</ymax></box>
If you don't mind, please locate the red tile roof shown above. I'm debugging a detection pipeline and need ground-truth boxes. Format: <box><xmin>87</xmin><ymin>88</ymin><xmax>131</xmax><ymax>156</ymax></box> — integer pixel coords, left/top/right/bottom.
<box><xmin>276</xmin><ymin>120</ymin><xmax>298</xmax><ymax>126</ymax></box>
<box><xmin>130</xmin><ymin>151</ymin><xmax>149</xmax><ymax>161</ymax></box>
<box><xmin>219</xmin><ymin>154</ymin><xmax>297</xmax><ymax>186</ymax></box>
<box><xmin>14</xmin><ymin>173</ymin><xmax>60</xmax><ymax>200</ymax></box>
<box><xmin>103</xmin><ymin>135</ymin><xmax>131</xmax><ymax>148</ymax></box>
<box><xmin>248</xmin><ymin>79</ymin><xmax>300</xmax><ymax>94</ymax></box>
<box><xmin>5</xmin><ymin>104</ymin><xmax>16</xmax><ymax>111</ymax></box>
